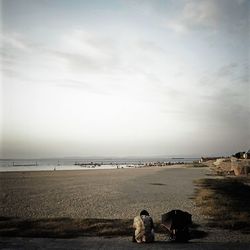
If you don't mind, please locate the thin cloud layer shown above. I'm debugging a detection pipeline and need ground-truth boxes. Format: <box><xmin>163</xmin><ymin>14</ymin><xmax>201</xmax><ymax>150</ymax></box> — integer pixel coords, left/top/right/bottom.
<box><xmin>165</xmin><ymin>0</ymin><xmax>248</xmax><ymax>34</ymax></box>
<box><xmin>1</xmin><ymin>0</ymin><xmax>249</xmax><ymax>158</ymax></box>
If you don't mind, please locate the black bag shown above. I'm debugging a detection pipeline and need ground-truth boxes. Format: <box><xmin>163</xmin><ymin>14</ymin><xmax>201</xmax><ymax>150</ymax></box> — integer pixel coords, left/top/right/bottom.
<box><xmin>169</xmin><ymin>227</ymin><xmax>190</xmax><ymax>242</ymax></box>
<box><xmin>161</xmin><ymin>210</ymin><xmax>192</xmax><ymax>242</ymax></box>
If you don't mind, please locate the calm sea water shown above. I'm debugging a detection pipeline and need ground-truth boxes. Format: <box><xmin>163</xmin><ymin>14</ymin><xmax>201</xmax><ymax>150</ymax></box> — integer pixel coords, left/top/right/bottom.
<box><xmin>0</xmin><ymin>157</ymin><xmax>199</xmax><ymax>172</ymax></box>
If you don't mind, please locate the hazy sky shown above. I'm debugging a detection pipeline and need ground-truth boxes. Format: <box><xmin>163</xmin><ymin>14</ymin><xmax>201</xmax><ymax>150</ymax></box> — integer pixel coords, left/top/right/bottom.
<box><xmin>1</xmin><ymin>0</ymin><xmax>249</xmax><ymax>158</ymax></box>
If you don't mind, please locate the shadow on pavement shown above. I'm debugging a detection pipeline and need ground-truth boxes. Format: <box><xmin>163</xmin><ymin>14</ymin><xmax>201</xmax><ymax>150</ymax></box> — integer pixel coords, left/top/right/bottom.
<box><xmin>0</xmin><ymin>217</ymin><xmax>208</xmax><ymax>240</ymax></box>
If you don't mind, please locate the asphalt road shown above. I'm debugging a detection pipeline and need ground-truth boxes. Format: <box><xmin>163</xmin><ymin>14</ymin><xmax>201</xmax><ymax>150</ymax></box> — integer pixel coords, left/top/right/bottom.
<box><xmin>1</xmin><ymin>236</ymin><xmax>250</xmax><ymax>250</ymax></box>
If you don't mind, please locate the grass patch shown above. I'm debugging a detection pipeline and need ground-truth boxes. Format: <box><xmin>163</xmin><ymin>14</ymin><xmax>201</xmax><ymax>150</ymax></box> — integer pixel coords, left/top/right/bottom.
<box><xmin>194</xmin><ymin>177</ymin><xmax>250</xmax><ymax>232</ymax></box>
<box><xmin>190</xmin><ymin>163</ymin><xmax>208</xmax><ymax>168</ymax></box>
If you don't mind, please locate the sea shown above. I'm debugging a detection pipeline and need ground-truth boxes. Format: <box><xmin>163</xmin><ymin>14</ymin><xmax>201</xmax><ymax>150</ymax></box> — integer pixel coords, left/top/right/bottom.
<box><xmin>0</xmin><ymin>157</ymin><xmax>199</xmax><ymax>172</ymax></box>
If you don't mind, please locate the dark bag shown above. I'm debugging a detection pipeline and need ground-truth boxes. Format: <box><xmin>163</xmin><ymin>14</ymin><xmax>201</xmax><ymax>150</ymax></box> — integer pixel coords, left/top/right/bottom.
<box><xmin>169</xmin><ymin>227</ymin><xmax>190</xmax><ymax>242</ymax></box>
<box><xmin>162</xmin><ymin>210</ymin><xmax>192</xmax><ymax>242</ymax></box>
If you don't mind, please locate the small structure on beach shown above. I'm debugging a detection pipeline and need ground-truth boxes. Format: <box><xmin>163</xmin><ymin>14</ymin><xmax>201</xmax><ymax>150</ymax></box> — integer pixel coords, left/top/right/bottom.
<box><xmin>233</xmin><ymin>151</ymin><xmax>245</xmax><ymax>159</ymax></box>
<box><xmin>199</xmin><ymin>157</ymin><xmax>218</xmax><ymax>163</ymax></box>
<box><xmin>243</xmin><ymin>149</ymin><xmax>250</xmax><ymax>159</ymax></box>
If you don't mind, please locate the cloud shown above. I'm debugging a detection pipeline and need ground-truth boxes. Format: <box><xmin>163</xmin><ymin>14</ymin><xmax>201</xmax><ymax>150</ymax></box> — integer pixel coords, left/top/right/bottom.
<box><xmin>166</xmin><ymin>0</ymin><xmax>219</xmax><ymax>34</ymax></box>
<box><xmin>1</xmin><ymin>32</ymin><xmax>30</xmax><ymax>51</ymax></box>
<box><xmin>0</xmin><ymin>31</ymin><xmax>161</xmax><ymax>101</ymax></box>
<box><xmin>59</xmin><ymin>29</ymin><xmax>117</xmax><ymax>64</ymax></box>
<box><xmin>208</xmin><ymin>88</ymin><xmax>250</xmax><ymax>132</ymax></box>
<box><xmin>1</xmin><ymin>31</ymin><xmax>117</xmax><ymax>90</ymax></box>
<box><xmin>165</xmin><ymin>0</ymin><xmax>248</xmax><ymax>34</ymax></box>
<box><xmin>216</xmin><ymin>63</ymin><xmax>238</xmax><ymax>77</ymax></box>
<box><xmin>237</xmin><ymin>0</ymin><xmax>247</xmax><ymax>5</ymax></box>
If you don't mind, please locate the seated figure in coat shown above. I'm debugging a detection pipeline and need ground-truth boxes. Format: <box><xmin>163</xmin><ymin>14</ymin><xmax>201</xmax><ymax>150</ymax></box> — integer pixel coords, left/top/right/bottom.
<box><xmin>133</xmin><ymin>210</ymin><xmax>155</xmax><ymax>243</ymax></box>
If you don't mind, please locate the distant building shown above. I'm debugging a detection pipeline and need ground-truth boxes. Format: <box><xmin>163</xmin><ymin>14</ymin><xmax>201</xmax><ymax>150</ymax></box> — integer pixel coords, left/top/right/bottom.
<box><xmin>199</xmin><ymin>157</ymin><xmax>218</xmax><ymax>163</ymax></box>
<box><xmin>243</xmin><ymin>149</ymin><xmax>250</xmax><ymax>159</ymax></box>
<box><xmin>234</xmin><ymin>151</ymin><xmax>246</xmax><ymax>159</ymax></box>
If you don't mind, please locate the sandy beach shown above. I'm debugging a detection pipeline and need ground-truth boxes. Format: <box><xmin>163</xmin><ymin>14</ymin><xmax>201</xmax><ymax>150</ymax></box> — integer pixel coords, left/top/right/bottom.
<box><xmin>1</xmin><ymin>165</ymin><xmax>250</xmax><ymax>246</ymax></box>
<box><xmin>1</xmin><ymin>166</ymin><xmax>204</xmax><ymax>220</ymax></box>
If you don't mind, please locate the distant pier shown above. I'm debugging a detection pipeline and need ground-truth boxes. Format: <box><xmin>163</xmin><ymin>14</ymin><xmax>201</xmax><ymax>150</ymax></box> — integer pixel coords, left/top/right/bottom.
<box><xmin>12</xmin><ymin>162</ymin><xmax>39</xmax><ymax>167</ymax></box>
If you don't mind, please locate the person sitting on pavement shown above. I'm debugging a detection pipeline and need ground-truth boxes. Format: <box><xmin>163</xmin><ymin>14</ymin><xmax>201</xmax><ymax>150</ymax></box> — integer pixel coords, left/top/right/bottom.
<box><xmin>132</xmin><ymin>209</ymin><xmax>155</xmax><ymax>243</ymax></box>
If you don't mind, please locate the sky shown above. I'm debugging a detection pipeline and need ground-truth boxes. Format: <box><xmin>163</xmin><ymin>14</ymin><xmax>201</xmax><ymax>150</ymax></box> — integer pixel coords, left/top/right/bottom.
<box><xmin>0</xmin><ymin>0</ymin><xmax>249</xmax><ymax>158</ymax></box>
